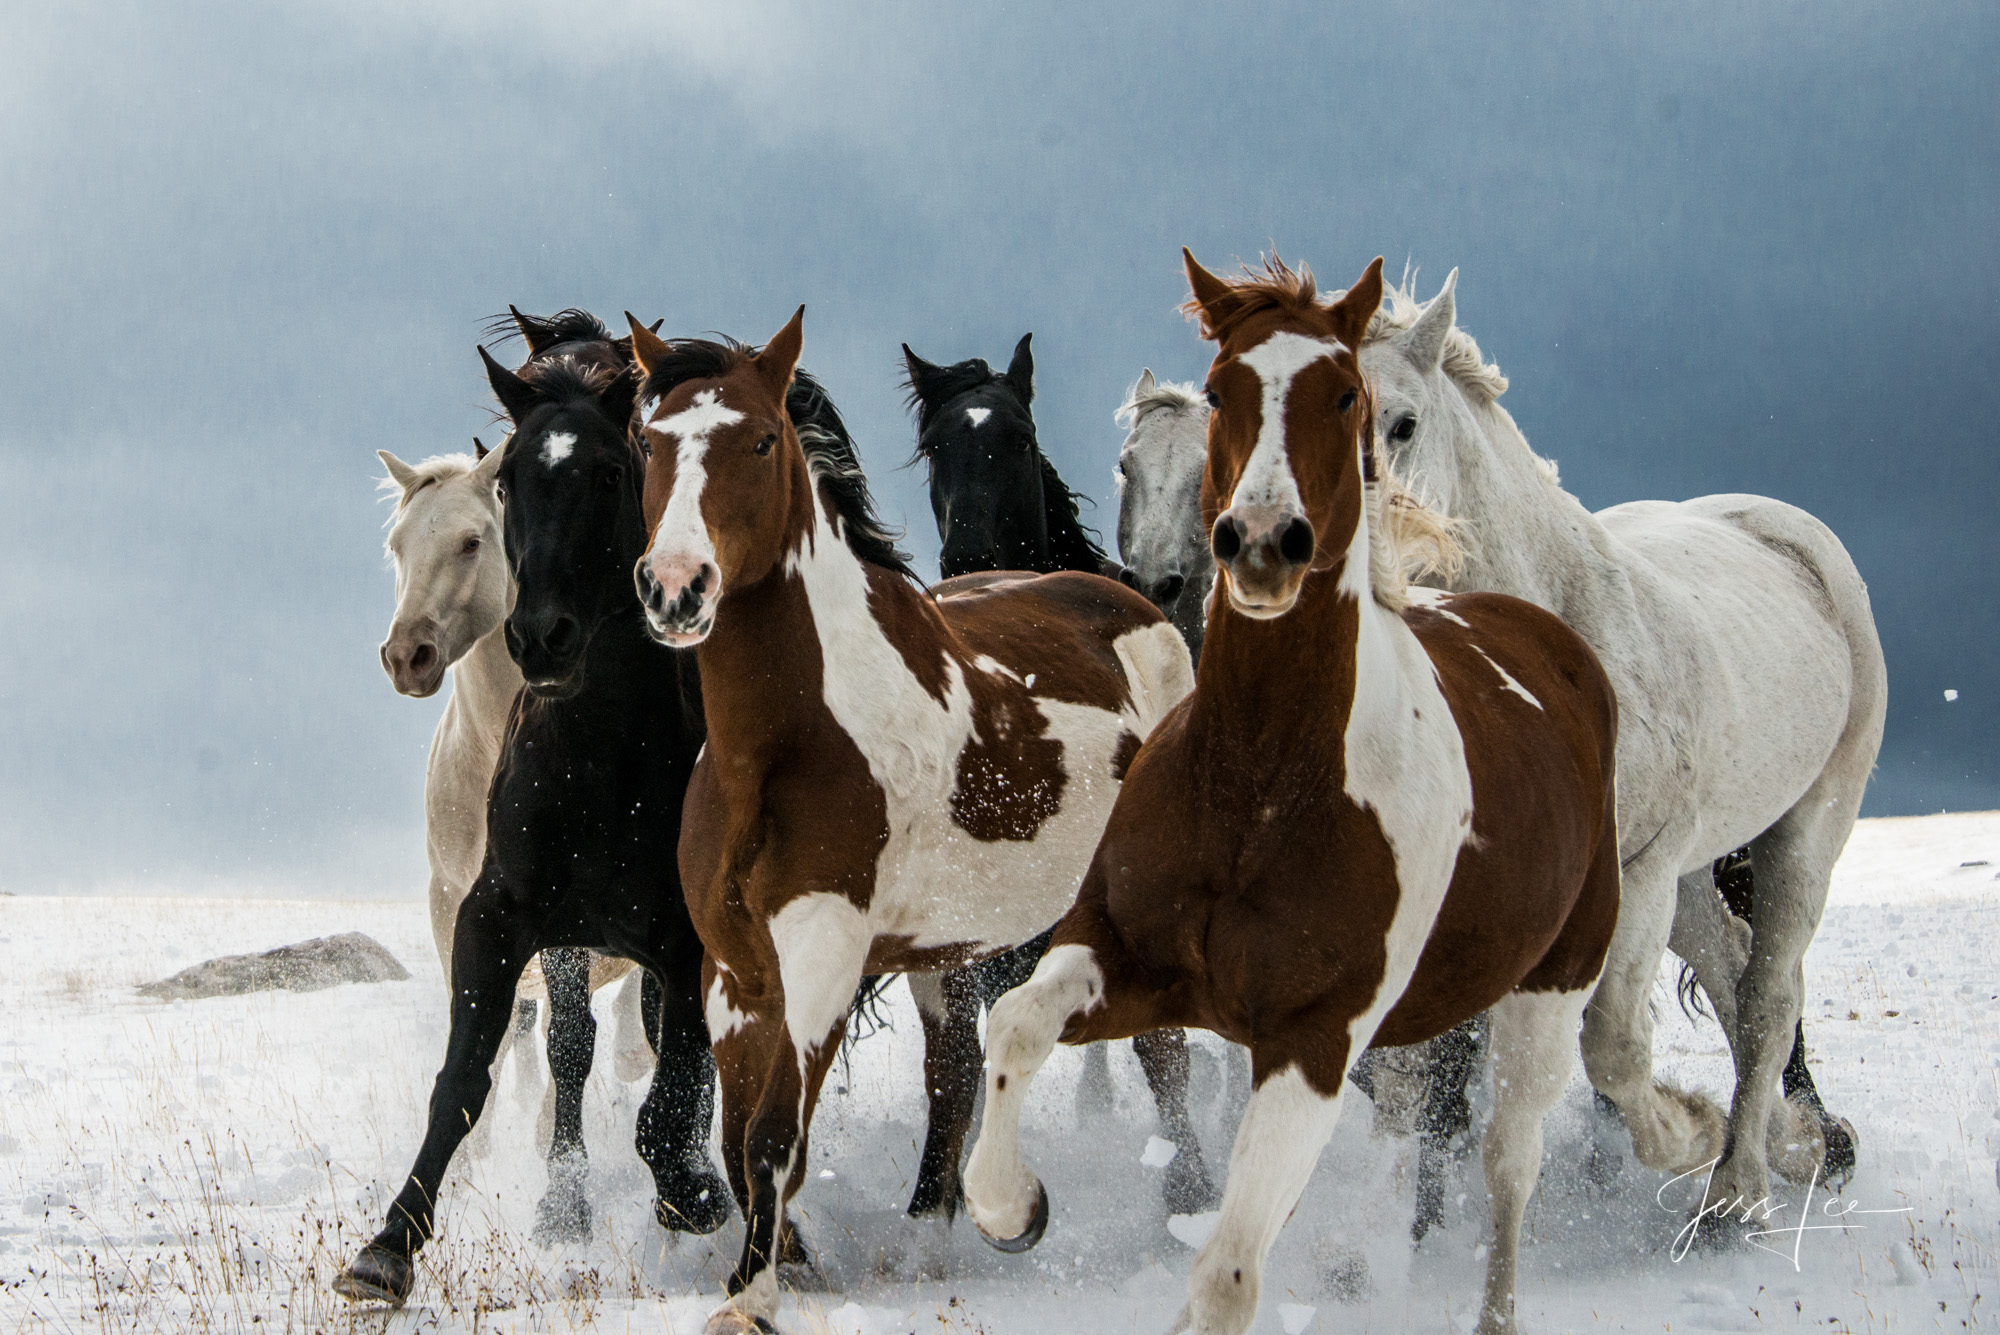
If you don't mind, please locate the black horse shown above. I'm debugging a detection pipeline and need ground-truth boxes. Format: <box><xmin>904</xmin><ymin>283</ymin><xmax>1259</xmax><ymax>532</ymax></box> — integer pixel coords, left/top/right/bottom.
<box><xmin>338</xmin><ymin>319</ymin><xmax>728</xmax><ymax>1305</ymax></box>
<box><xmin>902</xmin><ymin>334</ymin><xmax>1220</xmax><ymax>1218</ymax></box>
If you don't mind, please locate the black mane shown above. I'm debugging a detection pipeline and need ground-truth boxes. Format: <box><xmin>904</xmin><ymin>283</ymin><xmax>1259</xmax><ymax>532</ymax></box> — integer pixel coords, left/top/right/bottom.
<box><xmin>639</xmin><ymin>338</ymin><xmax>916</xmax><ymax>583</ymax></box>
<box><xmin>483</xmin><ymin>307</ymin><xmax>616</xmax><ymax>351</ymax></box>
<box><xmin>1036</xmin><ymin>452</ymin><xmax>1111</xmax><ymax>573</ymax></box>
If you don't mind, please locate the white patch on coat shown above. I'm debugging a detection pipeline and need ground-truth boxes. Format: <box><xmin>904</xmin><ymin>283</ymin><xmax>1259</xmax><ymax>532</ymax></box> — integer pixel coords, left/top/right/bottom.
<box><xmin>539</xmin><ymin>432</ymin><xmax>576</xmax><ymax>467</ymax></box>
<box><xmin>1339</xmin><ymin>563</ymin><xmax>1477</xmax><ymax>1061</ymax></box>
<box><xmin>973</xmin><ymin>654</ymin><xmax>1022</xmax><ymax>683</ymax></box>
<box><xmin>1403</xmin><ymin>585</ymin><xmax>1470</xmax><ymax>627</ymax></box>
<box><xmin>1474</xmin><ymin>646</ymin><xmax>1544</xmax><ymax>709</ymax></box>
<box><xmin>784</xmin><ymin>493</ymin><xmax>1191</xmax><ymax>955</ymax></box>
<box><xmin>965</xmin><ymin>406</ymin><xmax>992</xmax><ymax>428</ymax></box>
<box><xmin>705</xmin><ymin>966</ymin><xmax>750</xmax><ymax>1043</ymax></box>
<box><xmin>643</xmin><ymin>388</ymin><xmax>742</xmax><ymax>569</ymax></box>
<box><xmin>1228</xmin><ymin>332</ymin><xmax>1344</xmax><ymax>514</ymax></box>
<box><xmin>769</xmin><ymin>892</ymin><xmax>873</xmax><ymax>1078</ymax></box>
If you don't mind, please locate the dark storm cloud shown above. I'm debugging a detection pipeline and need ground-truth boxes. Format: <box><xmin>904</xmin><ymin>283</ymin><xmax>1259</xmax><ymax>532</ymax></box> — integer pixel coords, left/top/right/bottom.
<box><xmin>1</xmin><ymin>0</ymin><xmax>1993</xmax><ymax>893</ymax></box>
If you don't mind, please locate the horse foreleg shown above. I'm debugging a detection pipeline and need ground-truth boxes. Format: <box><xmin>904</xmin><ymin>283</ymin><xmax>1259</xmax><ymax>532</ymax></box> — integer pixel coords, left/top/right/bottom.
<box><xmin>711</xmin><ymin>896</ymin><xmax>871</xmax><ymax>1335</ymax></box>
<box><xmin>531</xmin><ymin>947</ymin><xmax>596</xmax><ymax>1244</ymax></box>
<box><xmin>1134</xmin><ymin>1029</ymin><xmax>1220</xmax><ymax>1214</ymax></box>
<box><xmin>1177</xmin><ymin>1058</ymin><xmax>1347</xmax><ymax>1335</ymax></box>
<box><xmin>906</xmin><ymin>968</ymin><xmax>982</xmax><ymax>1220</ymax></box>
<box><xmin>1477</xmin><ymin>987</ymin><xmax>1590</xmax><ymax>1335</ymax></box>
<box><xmin>336</xmin><ymin>882</ymin><xmax>533</xmax><ymax>1306</ymax></box>
<box><xmin>638</xmin><ymin>941</ymin><xmax>729</xmax><ymax>1235</ymax></box>
<box><xmin>1412</xmin><ymin>1014</ymin><xmax>1487</xmax><ymax>1242</ymax></box>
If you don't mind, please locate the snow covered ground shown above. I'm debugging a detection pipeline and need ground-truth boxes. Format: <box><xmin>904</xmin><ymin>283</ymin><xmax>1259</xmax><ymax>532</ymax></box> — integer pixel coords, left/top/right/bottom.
<box><xmin>3</xmin><ymin>812</ymin><xmax>1997</xmax><ymax>1334</ymax></box>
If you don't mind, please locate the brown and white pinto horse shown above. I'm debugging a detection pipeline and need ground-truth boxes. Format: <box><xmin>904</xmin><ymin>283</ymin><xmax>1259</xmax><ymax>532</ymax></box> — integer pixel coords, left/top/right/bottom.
<box><xmin>627</xmin><ymin>311</ymin><xmax>1194</xmax><ymax>1334</ymax></box>
<box><xmin>961</xmin><ymin>255</ymin><xmax>1622</xmax><ymax>1335</ymax></box>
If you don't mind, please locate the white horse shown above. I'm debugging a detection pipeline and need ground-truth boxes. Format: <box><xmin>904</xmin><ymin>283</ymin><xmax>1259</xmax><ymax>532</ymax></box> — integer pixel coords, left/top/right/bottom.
<box><xmin>377</xmin><ymin>449</ymin><xmax>653</xmax><ymax>1143</ymax></box>
<box><xmin>1114</xmin><ymin>274</ymin><xmax>1886</xmax><ymax>1212</ymax></box>
<box><xmin>1114</xmin><ymin>371</ymin><xmax>1216</xmax><ymax>662</ymax></box>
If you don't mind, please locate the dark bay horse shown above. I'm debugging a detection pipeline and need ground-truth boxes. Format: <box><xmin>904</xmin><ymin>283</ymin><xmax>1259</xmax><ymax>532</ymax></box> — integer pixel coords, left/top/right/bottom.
<box><xmin>961</xmin><ymin>255</ymin><xmax>1623</xmax><ymax>1335</ymax></box>
<box><xmin>629</xmin><ymin>310</ymin><xmax>1196</xmax><ymax>1334</ymax></box>
<box><xmin>903</xmin><ymin>335</ymin><xmax>1218</xmax><ymax>1219</ymax></box>
<box><xmin>337</xmin><ymin>324</ymin><xmax>729</xmax><ymax>1306</ymax></box>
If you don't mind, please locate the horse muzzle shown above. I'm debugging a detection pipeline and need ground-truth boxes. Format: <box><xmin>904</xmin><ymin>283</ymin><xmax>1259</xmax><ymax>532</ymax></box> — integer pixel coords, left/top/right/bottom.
<box><xmin>380</xmin><ymin>620</ymin><xmax>446</xmax><ymax>698</ymax></box>
<box><xmin>635</xmin><ymin>552</ymin><xmax>719</xmax><ymax>648</ymax></box>
<box><xmin>1212</xmin><ymin>505</ymin><xmax>1314</xmax><ymax>618</ymax></box>
<box><xmin>505</xmin><ymin>607</ymin><xmax>586</xmax><ymax>697</ymax></box>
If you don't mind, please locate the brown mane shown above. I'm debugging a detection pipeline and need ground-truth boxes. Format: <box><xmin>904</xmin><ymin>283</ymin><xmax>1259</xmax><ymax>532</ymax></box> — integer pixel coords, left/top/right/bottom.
<box><xmin>1178</xmin><ymin>253</ymin><xmax>1323</xmax><ymax>343</ymax></box>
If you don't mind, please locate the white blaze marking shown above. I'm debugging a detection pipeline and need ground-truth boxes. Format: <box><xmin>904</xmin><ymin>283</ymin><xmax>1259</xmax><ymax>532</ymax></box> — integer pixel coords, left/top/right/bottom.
<box><xmin>965</xmin><ymin>406</ymin><xmax>992</xmax><ymax>428</ymax></box>
<box><xmin>1474</xmin><ymin>646</ymin><xmax>1544</xmax><ymax>709</ymax></box>
<box><xmin>1228</xmin><ymin>331</ymin><xmax>1345</xmax><ymax>514</ymax></box>
<box><xmin>643</xmin><ymin>388</ymin><xmax>743</xmax><ymax>566</ymax></box>
<box><xmin>540</xmin><ymin>432</ymin><xmax>576</xmax><ymax>467</ymax></box>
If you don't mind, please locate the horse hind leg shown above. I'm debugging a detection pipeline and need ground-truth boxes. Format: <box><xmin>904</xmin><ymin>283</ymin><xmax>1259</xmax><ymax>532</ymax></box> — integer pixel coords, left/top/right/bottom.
<box><xmin>1134</xmin><ymin>1028</ymin><xmax>1221</xmax><ymax>1214</ymax></box>
<box><xmin>1412</xmin><ymin>1014</ymin><xmax>1487</xmax><ymax>1242</ymax></box>
<box><xmin>906</xmin><ymin>969</ymin><xmax>982</xmax><ymax>1220</ymax></box>
<box><xmin>1477</xmin><ymin>987</ymin><xmax>1590</xmax><ymax>1335</ymax></box>
<box><xmin>637</xmin><ymin>946</ymin><xmax>730</xmax><ymax>1236</ymax></box>
<box><xmin>532</xmin><ymin>947</ymin><xmax>596</xmax><ymax>1245</ymax></box>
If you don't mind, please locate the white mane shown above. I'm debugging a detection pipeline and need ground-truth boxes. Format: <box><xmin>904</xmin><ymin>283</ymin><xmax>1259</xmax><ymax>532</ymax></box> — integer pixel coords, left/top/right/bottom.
<box><xmin>1115</xmin><ymin>376</ymin><xmax>1207</xmax><ymax>427</ymax></box>
<box><xmin>381</xmin><ymin>452</ymin><xmax>481</xmax><ymax>512</ymax></box>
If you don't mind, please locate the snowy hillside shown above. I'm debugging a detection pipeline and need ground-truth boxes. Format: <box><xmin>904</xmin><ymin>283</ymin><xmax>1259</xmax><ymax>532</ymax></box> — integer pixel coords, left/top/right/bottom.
<box><xmin>3</xmin><ymin>812</ymin><xmax>1997</xmax><ymax>1333</ymax></box>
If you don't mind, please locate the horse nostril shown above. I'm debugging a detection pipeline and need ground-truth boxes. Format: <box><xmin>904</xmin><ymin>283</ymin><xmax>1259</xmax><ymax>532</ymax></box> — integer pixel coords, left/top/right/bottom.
<box><xmin>1211</xmin><ymin>517</ymin><xmax>1242</xmax><ymax>562</ymax></box>
<box><xmin>544</xmin><ymin>616</ymin><xmax>580</xmax><ymax>656</ymax></box>
<box><xmin>1278</xmin><ymin>517</ymin><xmax>1315</xmax><ymax>565</ymax></box>
<box><xmin>409</xmin><ymin>643</ymin><xmax>436</xmax><ymax>675</ymax></box>
<box><xmin>1118</xmin><ymin>567</ymin><xmax>1141</xmax><ymax>591</ymax></box>
<box><xmin>1156</xmin><ymin>572</ymin><xmax>1185</xmax><ymax>603</ymax></box>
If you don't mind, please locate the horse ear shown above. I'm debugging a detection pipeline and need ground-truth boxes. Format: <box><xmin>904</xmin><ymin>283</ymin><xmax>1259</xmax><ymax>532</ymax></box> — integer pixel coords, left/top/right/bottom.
<box><xmin>1182</xmin><ymin>248</ymin><xmax>1239</xmax><ymax>341</ymax></box>
<box><xmin>756</xmin><ymin>305</ymin><xmax>805</xmax><ymax>400</ymax></box>
<box><xmin>472</xmin><ymin>436</ymin><xmax>506</xmax><ymax>479</ymax></box>
<box><xmin>1136</xmin><ymin>368</ymin><xmax>1157</xmax><ymax>396</ymax></box>
<box><xmin>1400</xmin><ymin>268</ymin><xmax>1457</xmax><ymax>372</ymax></box>
<box><xmin>479</xmin><ymin>345</ymin><xmax>543</xmax><ymax>424</ymax></box>
<box><xmin>1326</xmin><ymin>257</ymin><xmax>1385</xmax><ymax>350</ymax></box>
<box><xmin>378</xmin><ymin>450</ymin><xmax>421</xmax><ymax>491</ymax></box>
<box><xmin>510</xmin><ymin>305</ymin><xmax>556</xmax><ymax>357</ymax></box>
<box><xmin>600</xmin><ymin>365</ymin><xmax>639</xmax><ymax>433</ymax></box>
<box><xmin>626</xmin><ymin>312</ymin><xmax>672</xmax><ymax>376</ymax></box>
<box><xmin>1004</xmin><ymin>333</ymin><xmax>1035</xmax><ymax>407</ymax></box>
<box><xmin>902</xmin><ymin>344</ymin><xmax>946</xmax><ymax>404</ymax></box>
<box><xmin>473</xmin><ymin>437</ymin><xmax>488</xmax><ymax>461</ymax></box>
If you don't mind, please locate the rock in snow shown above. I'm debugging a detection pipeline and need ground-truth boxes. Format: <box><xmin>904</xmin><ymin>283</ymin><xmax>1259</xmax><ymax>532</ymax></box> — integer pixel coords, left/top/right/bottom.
<box><xmin>135</xmin><ymin>932</ymin><xmax>409</xmax><ymax>1000</ymax></box>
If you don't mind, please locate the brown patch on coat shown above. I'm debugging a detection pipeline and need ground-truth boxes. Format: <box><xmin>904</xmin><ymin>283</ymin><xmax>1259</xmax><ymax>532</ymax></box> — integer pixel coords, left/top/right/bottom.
<box><xmin>950</xmin><ymin>669</ymin><xmax>1066</xmax><ymax>841</ymax></box>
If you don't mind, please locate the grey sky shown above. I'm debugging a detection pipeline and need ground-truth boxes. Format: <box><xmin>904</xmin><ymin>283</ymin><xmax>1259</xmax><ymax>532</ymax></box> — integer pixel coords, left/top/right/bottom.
<box><xmin>1</xmin><ymin>1</ymin><xmax>1993</xmax><ymax>894</ymax></box>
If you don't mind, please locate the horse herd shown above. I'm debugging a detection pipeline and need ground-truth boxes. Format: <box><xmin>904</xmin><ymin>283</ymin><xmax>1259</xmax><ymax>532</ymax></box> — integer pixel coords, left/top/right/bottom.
<box><xmin>343</xmin><ymin>252</ymin><xmax>1887</xmax><ymax>1335</ymax></box>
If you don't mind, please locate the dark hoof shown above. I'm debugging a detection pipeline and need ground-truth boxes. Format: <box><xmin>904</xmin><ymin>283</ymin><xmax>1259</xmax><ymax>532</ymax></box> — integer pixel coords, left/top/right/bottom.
<box><xmin>977</xmin><ymin>1180</ymin><xmax>1050</xmax><ymax>1254</ymax></box>
<box><xmin>1823</xmin><ymin>1117</ymin><xmax>1858</xmax><ymax>1185</ymax></box>
<box><xmin>907</xmin><ymin>1170</ymin><xmax>964</xmax><ymax>1222</ymax></box>
<box><xmin>777</xmin><ymin>1215</ymin><xmax>814</xmax><ymax>1268</ymax></box>
<box><xmin>1162</xmin><ymin>1153</ymin><xmax>1220</xmax><ymax>1216</ymax></box>
<box><xmin>655</xmin><ymin>1168</ymin><xmax>731</xmax><ymax>1235</ymax></box>
<box><xmin>334</xmin><ymin>1245</ymin><xmax>412</xmax><ymax>1305</ymax></box>
<box><xmin>532</xmin><ymin>1184</ymin><xmax>592</xmax><ymax>1245</ymax></box>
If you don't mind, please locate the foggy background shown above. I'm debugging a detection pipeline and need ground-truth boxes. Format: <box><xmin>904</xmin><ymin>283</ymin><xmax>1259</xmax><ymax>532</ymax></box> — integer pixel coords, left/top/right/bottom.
<box><xmin>1</xmin><ymin>1</ymin><xmax>1992</xmax><ymax>896</ymax></box>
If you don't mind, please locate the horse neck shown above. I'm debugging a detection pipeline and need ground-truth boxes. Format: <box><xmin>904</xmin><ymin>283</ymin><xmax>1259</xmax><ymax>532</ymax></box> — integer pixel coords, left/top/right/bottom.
<box><xmin>1445</xmin><ymin>396</ymin><xmax>1626</xmax><ymax>621</ymax></box>
<box><xmin>451</xmin><ymin>621</ymin><xmax>523</xmax><ymax>737</ymax></box>
<box><xmin>1193</xmin><ymin>560</ymin><xmax>1366</xmax><ymax>754</ymax></box>
<box><xmin>1037</xmin><ymin>453</ymin><xmax>1107</xmax><ymax>574</ymax></box>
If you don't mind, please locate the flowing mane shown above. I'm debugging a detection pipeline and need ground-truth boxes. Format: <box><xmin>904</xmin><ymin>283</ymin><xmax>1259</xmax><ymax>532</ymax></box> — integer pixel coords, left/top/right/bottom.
<box><xmin>1036</xmin><ymin>453</ymin><xmax>1111</xmax><ymax>573</ymax></box>
<box><xmin>1364</xmin><ymin>277</ymin><xmax>1511</xmax><ymax>405</ymax></box>
<box><xmin>639</xmin><ymin>338</ymin><xmax>915</xmax><ymax>581</ymax></box>
<box><xmin>379</xmin><ymin>452</ymin><xmax>478</xmax><ymax>512</ymax></box>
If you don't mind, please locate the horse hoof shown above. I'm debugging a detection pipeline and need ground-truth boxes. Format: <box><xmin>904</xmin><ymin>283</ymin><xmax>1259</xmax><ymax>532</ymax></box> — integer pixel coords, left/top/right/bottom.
<box><xmin>656</xmin><ymin>1171</ymin><xmax>731</xmax><ymax>1235</ymax></box>
<box><xmin>1823</xmin><ymin>1117</ymin><xmax>1858</xmax><ymax>1185</ymax></box>
<box><xmin>704</xmin><ymin>1308</ymin><xmax>780</xmax><ymax>1335</ymax></box>
<box><xmin>906</xmin><ymin>1174</ymin><xmax>963</xmax><ymax>1222</ymax></box>
<box><xmin>976</xmin><ymin>1180</ymin><xmax>1049</xmax><ymax>1254</ymax></box>
<box><xmin>333</xmin><ymin>1245</ymin><xmax>412</xmax><ymax>1305</ymax></box>
<box><xmin>532</xmin><ymin>1190</ymin><xmax>592</xmax><ymax>1245</ymax></box>
<box><xmin>1162</xmin><ymin>1156</ymin><xmax>1220</xmax><ymax>1216</ymax></box>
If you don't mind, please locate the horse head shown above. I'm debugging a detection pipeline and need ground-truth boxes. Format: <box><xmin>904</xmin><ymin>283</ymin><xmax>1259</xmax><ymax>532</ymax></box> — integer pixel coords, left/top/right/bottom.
<box><xmin>481</xmin><ymin>342</ymin><xmax>643</xmax><ymax>697</ymax></box>
<box><xmin>1113</xmin><ymin>369</ymin><xmax>1214</xmax><ymax>650</ymax></box>
<box><xmin>377</xmin><ymin>443</ymin><xmax>509</xmax><ymax>697</ymax></box>
<box><xmin>902</xmin><ymin>334</ymin><xmax>1059</xmax><ymax>577</ymax></box>
<box><xmin>1182</xmin><ymin>249</ymin><xmax>1384</xmax><ymax>619</ymax></box>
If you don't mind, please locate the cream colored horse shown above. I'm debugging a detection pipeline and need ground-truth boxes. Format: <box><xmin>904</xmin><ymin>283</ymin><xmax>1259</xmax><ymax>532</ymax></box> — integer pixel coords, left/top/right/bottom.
<box><xmin>378</xmin><ymin>447</ymin><xmax>652</xmax><ymax>1143</ymax></box>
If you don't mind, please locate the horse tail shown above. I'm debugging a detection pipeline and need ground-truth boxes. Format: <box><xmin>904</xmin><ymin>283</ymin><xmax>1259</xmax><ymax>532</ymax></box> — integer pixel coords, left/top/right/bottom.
<box><xmin>1675</xmin><ymin>961</ymin><xmax>1714</xmax><ymax>1024</ymax></box>
<box><xmin>1113</xmin><ymin>621</ymin><xmax>1195</xmax><ymax>739</ymax></box>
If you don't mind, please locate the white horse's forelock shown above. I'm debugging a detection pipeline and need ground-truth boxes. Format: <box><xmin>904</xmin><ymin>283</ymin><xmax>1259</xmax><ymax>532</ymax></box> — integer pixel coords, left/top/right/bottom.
<box><xmin>381</xmin><ymin>452</ymin><xmax>485</xmax><ymax>556</ymax></box>
<box><xmin>1115</xmin><ymin>375</ymin><xmax>1207</xmax><ymax>429</ymax></box>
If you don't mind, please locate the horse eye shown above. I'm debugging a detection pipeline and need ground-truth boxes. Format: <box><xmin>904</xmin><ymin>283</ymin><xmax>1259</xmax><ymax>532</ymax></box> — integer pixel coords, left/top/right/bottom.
<box><xmin>461</xmin><ymin>536</ymin><xmax>481</xmax><ymax>555</ymax></box>
<box><xmin>1390</xmin><ymin>415</ymin><xmax>1418</xmax><ymax>442</ymax></box>
<box><xmin>755</xmin><ymin>433</ymin><xmax>777</xmax><ymax>456</ymax></box>
<box><xmin>637</xmin><ymin>436</ymin><xmax>652</xmax><ymax>459</ymax></box>
<box><xmin>1204</xmin><ymin>386</ymin><xmax>1221</xmax><ymax>410</ymax></box>
<box><xmin>1338</xmin><ymin>389</ymin><xmax>1357</xmax><ymax>413</ymax></box>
